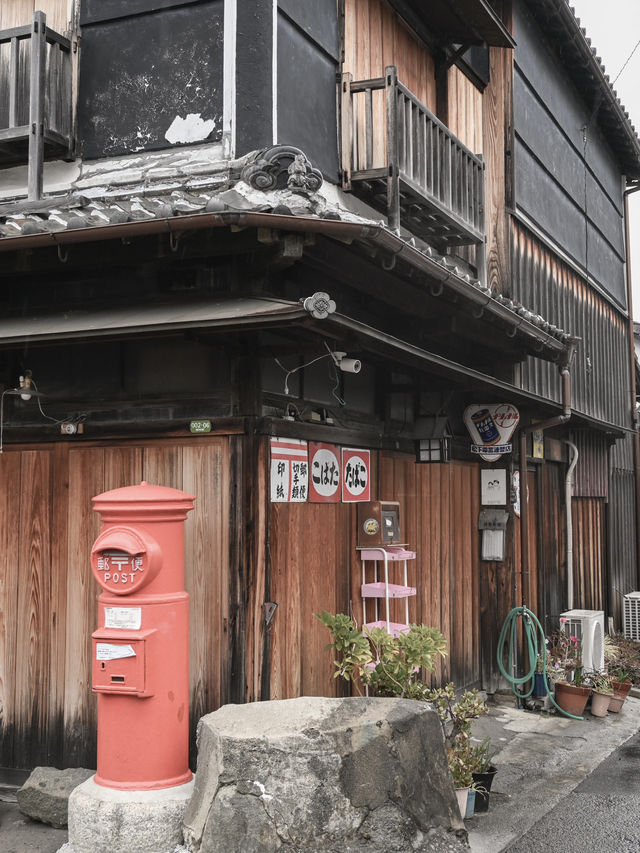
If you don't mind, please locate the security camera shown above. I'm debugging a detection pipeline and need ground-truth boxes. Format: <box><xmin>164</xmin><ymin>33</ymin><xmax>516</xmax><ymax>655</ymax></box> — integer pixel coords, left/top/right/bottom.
<box><xmin>339</xmin><ymin>358</ymin><xmax>361</xmax><ymax>374</ymax></box>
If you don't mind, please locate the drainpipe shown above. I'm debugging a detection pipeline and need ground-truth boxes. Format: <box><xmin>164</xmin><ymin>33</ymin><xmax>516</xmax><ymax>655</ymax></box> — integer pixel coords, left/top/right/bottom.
<box><xmin>563</xmin><ymin>440</ymin><xmax>579</xmax><ymax>611</ymax></box>
<box><xmin>519</xmin><ymin>359</ymin><xmax>574</xmax><ymax>608</ymax></box>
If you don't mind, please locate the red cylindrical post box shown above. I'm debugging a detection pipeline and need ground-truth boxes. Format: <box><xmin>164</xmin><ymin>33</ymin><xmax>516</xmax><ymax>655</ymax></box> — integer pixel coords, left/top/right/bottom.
<box><xmin>90</xmin><ymin>482</ymin><xmax>195</xmax><ymax>790</ymax></box>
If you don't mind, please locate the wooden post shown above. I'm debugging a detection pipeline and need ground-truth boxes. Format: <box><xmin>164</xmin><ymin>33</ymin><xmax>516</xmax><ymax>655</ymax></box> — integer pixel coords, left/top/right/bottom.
<box><xmin>9</xmin><ymin>37</ymin><xmax>19</xmax><ymax>130</ymax></box>
<box><xmin>385</xmin><ymin>66</ymin><xmax>400</xmax><ymax>234</ymax></box>
<box><xmin>28</xmin><ymin>11</ymin><xmax>47</xmax><ymax>201</ymax></box>
<box><xmin>340</xmin><ymin>73</ymin><xmax>353</xmax><ymax>191</ymax></box>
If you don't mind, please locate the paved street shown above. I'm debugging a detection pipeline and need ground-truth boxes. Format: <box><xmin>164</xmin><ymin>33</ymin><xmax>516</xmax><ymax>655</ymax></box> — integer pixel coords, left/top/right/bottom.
<box><xmin>468</xmin><ymin>694</ymin><xmax>640</xmax><ymax>853</ymax></box>
<box><xmin>0</xmin><ymin>796</ymin><xmax>67</xmax><ymax>853</ymax></box>
<box><xmin>502</xmin><ymin>729</ymin><xmax>640</xmax><ymax>852</ymax></box>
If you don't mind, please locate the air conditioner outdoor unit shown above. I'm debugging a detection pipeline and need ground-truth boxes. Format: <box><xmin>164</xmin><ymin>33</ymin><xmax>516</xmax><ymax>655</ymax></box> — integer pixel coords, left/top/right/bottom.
<box><xmin>559</xmin><ymin>609</ymin><xmax>605</xmax><ymax>673</ymax></box>
<box><xmin>623</xmin><ymin>592</ymin><xmax>640</xmax><ymax>642</ymax></box>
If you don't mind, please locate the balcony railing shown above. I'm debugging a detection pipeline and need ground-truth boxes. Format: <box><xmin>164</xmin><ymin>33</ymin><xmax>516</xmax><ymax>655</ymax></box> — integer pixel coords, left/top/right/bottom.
<box><xmin>0</xmin><ymin>11</ymin><xmax>73</xmax><ymax>200</ymax></box>
<box><xmin>341</xmin><ymin>66</ymin><xmax>485</xmax><ymax>269</ymax></box>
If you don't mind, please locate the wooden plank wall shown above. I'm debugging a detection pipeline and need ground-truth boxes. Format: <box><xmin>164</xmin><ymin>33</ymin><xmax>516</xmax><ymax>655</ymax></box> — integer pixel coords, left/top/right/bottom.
<box><xmin>609</xmin><ymin>435</ymin><xmax>639</xmax><ymax>628</ymax></box>
<box><xmin>0</xmin><ymin>437</ymin><xmax>230</xmax><ymax>771</ymax></box>
<box><xmin>268</xmin><ymin>452</ymin><xmax>483</xmax><ymax>697</ymax></box>
<box><xmin>343</xmin><ymin>0</ymin><xmax>436</xmax><ymax>170</ymax></box>
<box><xmin>571</xmin><ymin>498</ymin><xmax>606</xmax><ymax>613</ymax></box>
<box><xmin>0</xmin><ymin>0</ymin><xmax>73</xmax><ymax>31</ymax></box>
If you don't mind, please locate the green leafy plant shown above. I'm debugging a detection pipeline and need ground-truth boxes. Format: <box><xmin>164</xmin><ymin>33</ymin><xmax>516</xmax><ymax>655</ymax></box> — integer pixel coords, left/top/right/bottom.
<box><xmin>424</xmin><ymin>683</ymin><xmax>489</xmax><ymax>789</ymax></box>
<box><xmin>316</xmin><ymin>611</ymin><xmax>447</xmax><ymax>698</ymax></box>
<box><xmin>608</xmin><ymin>664</ymin><xmax>632</xmax><ymax>684</ymax></box>
<box><xmin>467</xmin><ymin>738</ymin><xmax>496</xmax><ymax>774</ymax></box>
<box><xmin>588</xmin><ymin>671</ymin><xmax>614</xmax><ymax>695</ymax></box>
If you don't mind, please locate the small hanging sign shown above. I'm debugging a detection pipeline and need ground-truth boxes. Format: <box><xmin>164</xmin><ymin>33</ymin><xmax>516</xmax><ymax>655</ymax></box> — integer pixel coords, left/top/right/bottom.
<box><xmin>463</xmin><ymin>404</ymin><xmax>520</xmax><ymax>463</ymax></box>
<box><xmin>270</xmin><ymin>437</ymin><xmax>309</xmax><ymax>502</ymax></box>
<box><xmin>309</xmin><ymin>442</ymin><xmax>341</xmax><ymax>503</ymax></box>
<box><xmin>341</xmin><ymin>448</ymin><xmax>371</xmax><ymax>502</ymax></box>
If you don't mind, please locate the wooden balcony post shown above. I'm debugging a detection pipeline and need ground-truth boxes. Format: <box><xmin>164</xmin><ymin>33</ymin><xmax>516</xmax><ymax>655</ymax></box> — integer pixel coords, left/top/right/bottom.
<box><xmin>9</xmin><ymin>36</ymin><xmax>19</xmax><ymax>130</ymax></box>
<box><xmin>385</xmin><ymin>66</ymin><xmax>401</xmax><ymax>234</ymax></box>
<box><xmin>28</xmin><ymin>11</ymin><xmax>47</xmax><ymax>201</ymax></box>
<box><xmin>340</xmin><ymin>72</ymin><xmax>353</xmax><ymax>191</ymax></box>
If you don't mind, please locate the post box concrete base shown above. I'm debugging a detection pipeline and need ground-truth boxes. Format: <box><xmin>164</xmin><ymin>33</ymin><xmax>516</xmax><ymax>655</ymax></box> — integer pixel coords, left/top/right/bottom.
<box><xmin>62</xmin><ymin>775</ymin><xmax>194</xmax><ymax>853</ymax></box>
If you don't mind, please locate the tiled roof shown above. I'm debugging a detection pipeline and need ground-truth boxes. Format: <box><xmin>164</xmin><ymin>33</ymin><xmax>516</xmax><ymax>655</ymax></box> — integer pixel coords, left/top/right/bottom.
<box><xmin>0</xmin><ymin>147</ymin><xmax>573</xmax><ymax>351</ymax></box>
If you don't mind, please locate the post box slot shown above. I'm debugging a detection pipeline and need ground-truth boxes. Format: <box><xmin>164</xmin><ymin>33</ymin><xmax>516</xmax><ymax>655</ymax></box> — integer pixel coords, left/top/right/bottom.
<box><xmin>111</xmin><ymin>675</ymin><xmax>125</xmax><ymax>682</ymax></box>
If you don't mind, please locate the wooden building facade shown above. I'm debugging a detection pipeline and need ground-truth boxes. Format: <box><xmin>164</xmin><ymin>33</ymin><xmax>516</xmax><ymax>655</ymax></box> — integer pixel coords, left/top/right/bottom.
<box><xmin>0</xmin><ymin>0</ymin><xmax>639</xmax><ymax>772</ymax></box>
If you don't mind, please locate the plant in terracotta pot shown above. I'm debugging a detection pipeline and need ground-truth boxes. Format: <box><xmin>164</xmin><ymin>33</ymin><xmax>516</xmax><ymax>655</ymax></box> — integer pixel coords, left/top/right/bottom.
<box><xmin>608</xmin><ymin>664</ymin><xmax>633</xmax><ymax>712</ymax></box>
<box><xmin>552</xmin><ymin>642</ymin><xmax>592</xmax><ymax>717</ymax></box>
<box><xmin>588</xmin><ymin>672</ymin><xmax>614</xmax><ymax>717</ymax></box>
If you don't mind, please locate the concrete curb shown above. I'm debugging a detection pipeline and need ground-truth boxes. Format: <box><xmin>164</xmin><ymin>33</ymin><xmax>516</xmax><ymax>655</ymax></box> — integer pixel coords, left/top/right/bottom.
<box><xmin>467</xmin><ymin>695</ymin><xmax>640</xmax><ymax>853</ymax></box>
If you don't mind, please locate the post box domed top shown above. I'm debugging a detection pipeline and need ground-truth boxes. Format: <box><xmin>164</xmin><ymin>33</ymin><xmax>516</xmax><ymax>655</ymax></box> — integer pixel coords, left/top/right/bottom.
<box><xmin>92</xmin><ymin>481</ymin><xmax>195</xmax><ymax>520</ymax></box>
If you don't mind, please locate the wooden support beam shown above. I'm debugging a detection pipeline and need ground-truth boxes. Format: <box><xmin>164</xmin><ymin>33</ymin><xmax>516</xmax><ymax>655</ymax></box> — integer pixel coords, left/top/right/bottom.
<box><xmin>28</xmin><ymin>11</ymin><xmax>47</xmax><ymax>201</ymax></box>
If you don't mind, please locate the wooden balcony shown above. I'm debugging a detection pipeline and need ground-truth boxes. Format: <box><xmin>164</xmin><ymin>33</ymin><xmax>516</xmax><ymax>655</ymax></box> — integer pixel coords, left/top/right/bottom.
<box><xmin>0</xmin><ymin>11</ymin><xmax>73</xmax><ymax>200</ymax></box>
<box><xmin>341</xmin><ymin>66</ymin><xmax>485</xmax><ymax>262</ymax></box>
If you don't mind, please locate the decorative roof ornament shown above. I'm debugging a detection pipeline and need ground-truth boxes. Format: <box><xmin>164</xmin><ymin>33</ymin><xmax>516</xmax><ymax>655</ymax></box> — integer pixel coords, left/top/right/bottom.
<box><xmin>302</xmin><ymin>292</ymin><xmax>336</xmax><ymax>319</ymax></box>
<box><xmin>241</xmin><ymin>146</ymin><xmax>323</xmax><ymax>194</ymax></box>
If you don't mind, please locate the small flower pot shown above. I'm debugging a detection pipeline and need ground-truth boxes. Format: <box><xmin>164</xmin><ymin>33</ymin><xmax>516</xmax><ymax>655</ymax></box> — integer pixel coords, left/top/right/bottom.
<box><xmin>472</xmin><ymin>764</ymin><xmax>497</xmax><ymax>813</ymax></box>
<box><xmin>554</xmin><ymin>681</ymin><xmax>591</xmax><ymax>716</ymax></box>
<box><xmin>591</xmin><ymin>691</ymin><xmax>612</xmax><ymax>717</ymax></box>
<box><xmin>465</xmin><ymin>788</ymin><xmax>476</xmax><ymax>819</ymax></box>
<box><xmin>533</xmin><ymin>672</ymin><xmax>547</xmax><ymax>698</ymax></box>
<box><xmin>455</xmin><ymin>787</ymin><xmax>469</xmax><ymax>820</ymax></box>
<box><xmin>609</xmin><ymin>680</ymin><xmax>632</xmax><ymax>713</ymax></box>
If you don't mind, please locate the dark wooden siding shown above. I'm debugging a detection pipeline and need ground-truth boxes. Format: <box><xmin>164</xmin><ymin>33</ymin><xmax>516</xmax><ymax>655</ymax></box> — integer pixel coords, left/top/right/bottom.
<box><xmin>512</xmin><ymin>0</ymin><xmax>626</xmax><ymax>307</ymax></box>
<box><xmin>0</xmin><ymin>437</ymin><xmax>231</xmax><ymax>772</ymax></box>
<box><xmin>571</xmin><ymin>498</ymin><xmax>606</xmax><ymax>612</ymax></box>
<box><xmin>609</xmin><ymin>435</ymin><xmax>639</xmax><ymax>627</ymax></box>
<box><xmin>512</xmin><ymin>219</ymin><xmax>632</xmax><ymax>429</ymax></box>
<box><xmin>571</xmin><ymin>431</ymin><xmax>609</xmax><ymax>499</ymax></box>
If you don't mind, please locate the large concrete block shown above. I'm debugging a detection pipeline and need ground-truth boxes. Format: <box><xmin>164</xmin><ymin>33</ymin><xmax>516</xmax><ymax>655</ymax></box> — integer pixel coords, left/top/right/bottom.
<box><xmin>184</xmin><ymin>696</ymin><xmax>467</xmax><ymax>853</ymax></box>
<box><xmin>17</xmin><ymin>767</ymin><xmax>94</xmax><ymax>828</ymax></box>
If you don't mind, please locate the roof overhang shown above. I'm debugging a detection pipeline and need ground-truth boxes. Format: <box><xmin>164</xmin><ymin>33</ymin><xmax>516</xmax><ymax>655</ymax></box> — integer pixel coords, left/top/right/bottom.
<box><xmin>0</xmin><ymin>208</ymin><xmax>570</xmax><ymax>361</ymax></box>
<box><xmin>388</xmin><ymin>0</ymin><xmax>516</xmax><ymax>49</ymax></box>
<box><xmin>0</xmin><ymin>293</ymin><xmax>623</xmax><ymax>434</ymax></box>
<box><xmin>0</xmin><ymin>297</ymin><xmax>309</xmax><ymax>344</ymax></box>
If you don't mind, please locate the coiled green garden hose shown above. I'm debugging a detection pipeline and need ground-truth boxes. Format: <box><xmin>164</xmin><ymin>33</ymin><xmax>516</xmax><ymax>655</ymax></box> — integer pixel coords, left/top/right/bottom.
<box><xmin>496</xmin><ymin>605</ymin><xmax>583</xmax><ymax>720</ymax></box>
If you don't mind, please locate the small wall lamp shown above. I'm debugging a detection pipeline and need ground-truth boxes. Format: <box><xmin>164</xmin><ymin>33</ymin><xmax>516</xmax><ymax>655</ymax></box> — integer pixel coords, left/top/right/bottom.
<box><xmin>414</xmin><ymin>416</ymin><xmax>452</xmax><ymax>463</ymax></box>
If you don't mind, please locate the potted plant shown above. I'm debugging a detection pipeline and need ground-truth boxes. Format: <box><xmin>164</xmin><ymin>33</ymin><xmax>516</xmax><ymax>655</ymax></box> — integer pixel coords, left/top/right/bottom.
<box><xmin>425</xmin><ymin>683</ymin><xmax>488</xmax><ymax>819</ymax></box>
<box><xmin>533</xmin><ymin>654</ymin><xmax>547</xmax><ymax>698</ymax></box>
<box><xmin>547</xmin><ymin>633</ymin><xmax>591</xmax><ymax>717</ymax></box>
<box><xmin>608</xmin><ymin>664</ymin><xmax>633</xmax><ymax>712</ymax></box>
<box><xmin>316</xmin><ymin>611</ymin><xmax>447</xmax><ymax>698</ymax></box>
<box><xmin>468</xmin><ymin>738</ymin><xmax>497</xmax><ymax>813</ymax></box>
<box><xmin>589</xmin><ymin>672</ymin><xmax>614</xmax><ymax>717</ymax></box>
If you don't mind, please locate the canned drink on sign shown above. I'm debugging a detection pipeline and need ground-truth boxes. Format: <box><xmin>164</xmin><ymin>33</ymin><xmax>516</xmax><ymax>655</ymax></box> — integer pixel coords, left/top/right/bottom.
<box><xmin>471</xmin><ymin>409</ymin><xmax>501</xmax><ymax>445</ymax></box>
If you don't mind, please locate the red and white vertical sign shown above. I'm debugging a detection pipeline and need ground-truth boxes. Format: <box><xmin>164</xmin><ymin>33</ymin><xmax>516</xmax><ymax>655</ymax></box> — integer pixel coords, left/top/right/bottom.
<box><xmin>270</xmin><ymin>438</ymin><xmax>309</xmax><ymax>502</ymax></box>
<box><xmin>341</xmin><ymin>448</ymin><xmax>371</xmax><ymax>502</ymax></box>
<box><xmin>309</xmin><ymin>442</ymin><xmax>341</xmax><ymax>503</ymax></box>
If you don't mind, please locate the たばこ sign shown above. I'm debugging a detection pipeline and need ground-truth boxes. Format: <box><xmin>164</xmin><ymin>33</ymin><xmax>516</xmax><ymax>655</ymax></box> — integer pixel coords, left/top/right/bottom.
<box><xmin>341</xmin><ymin>448</ymin><xmax>370</xmax><ymax>502</ymax></box>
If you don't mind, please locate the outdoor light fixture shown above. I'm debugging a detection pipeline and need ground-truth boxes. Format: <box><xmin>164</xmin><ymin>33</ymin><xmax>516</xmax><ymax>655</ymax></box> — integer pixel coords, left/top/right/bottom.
<box><xmin>0</xmin><ymin>370</ymin><xmax>45</xmax><ymax>453</ymax></box>
<box><xmin>3</xmin><ymin>370</ymin><xmax>43</xmax><ymax>401</ymax></box>
<box><xmin>414</xmin><ymin>416</ymin><xmax>452</xmax><ymax>463</ymax></box>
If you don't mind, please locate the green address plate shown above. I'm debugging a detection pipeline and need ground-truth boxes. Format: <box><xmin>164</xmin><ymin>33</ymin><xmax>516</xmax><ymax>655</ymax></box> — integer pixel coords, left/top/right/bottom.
<box><xmin>190</xmin><ymin>420</ymin><xmax>212</xmax><ymax>434</ymax></box>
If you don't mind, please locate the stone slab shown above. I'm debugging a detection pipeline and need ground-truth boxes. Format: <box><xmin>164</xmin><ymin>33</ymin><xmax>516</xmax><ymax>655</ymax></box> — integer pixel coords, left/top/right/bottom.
<box><xmin>17</xmin><ymin>767</ymin><xmax>94</xmax><ymax>828</ymax></box>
